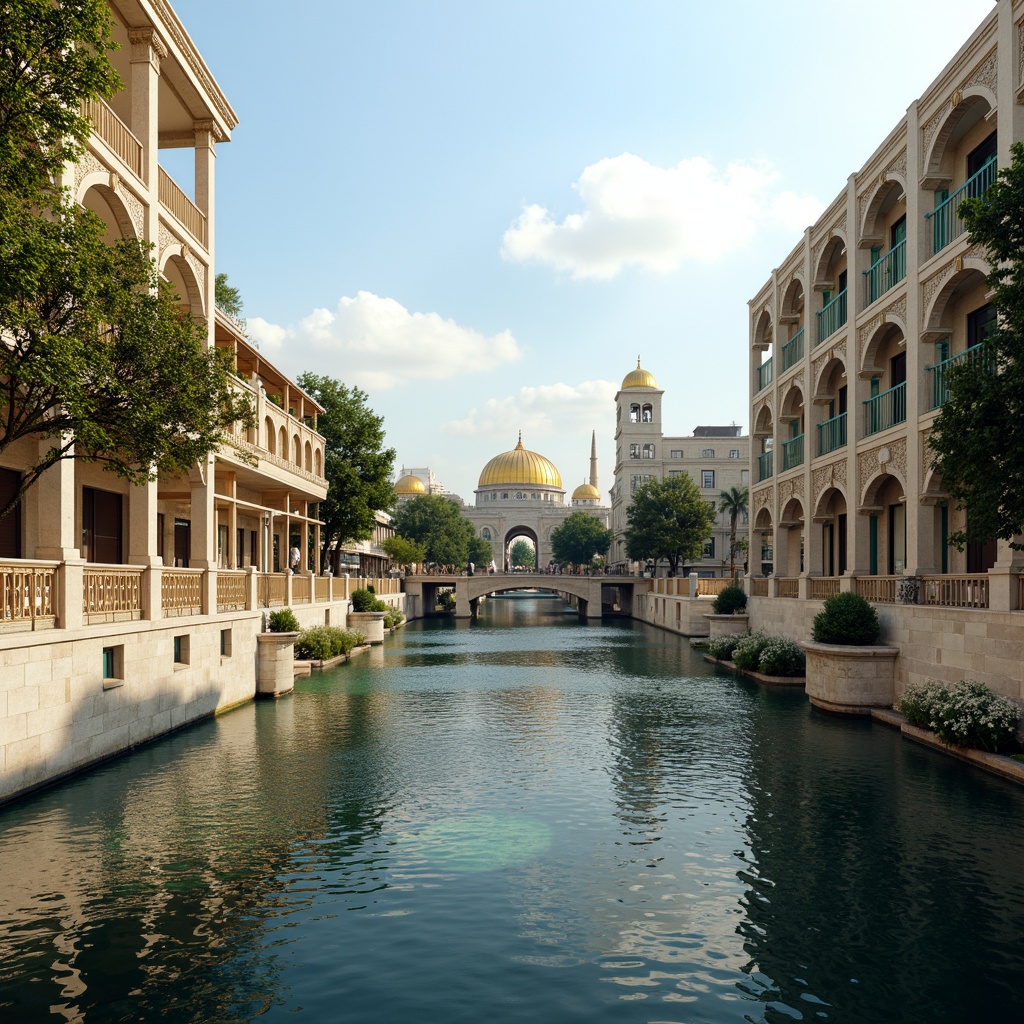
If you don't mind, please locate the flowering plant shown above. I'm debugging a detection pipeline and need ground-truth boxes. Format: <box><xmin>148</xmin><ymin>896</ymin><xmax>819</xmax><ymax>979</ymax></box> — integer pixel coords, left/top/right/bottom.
<box><xmin>898</xmin><ymin>680</ymin><xmax>1019</xmax><ymax>752</ymax></box>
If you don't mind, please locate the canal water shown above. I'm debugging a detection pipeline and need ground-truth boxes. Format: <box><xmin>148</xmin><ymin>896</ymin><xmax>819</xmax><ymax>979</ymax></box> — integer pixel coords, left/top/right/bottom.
<box><xmin>2</xmin><ymin>596</ymin><xmax>1024</xmax><ymax>1023</ymax></box>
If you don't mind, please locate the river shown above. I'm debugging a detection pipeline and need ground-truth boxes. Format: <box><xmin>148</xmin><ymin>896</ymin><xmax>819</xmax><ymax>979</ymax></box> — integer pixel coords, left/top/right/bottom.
<box><xmin>1</xmin><ymin>595</ymin><xmax>1023</xmax><ymax>1023</ymax></box>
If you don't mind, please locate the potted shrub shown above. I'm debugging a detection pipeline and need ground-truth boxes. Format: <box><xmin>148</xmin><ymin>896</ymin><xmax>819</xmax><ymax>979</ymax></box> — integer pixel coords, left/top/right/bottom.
<box><xmin>348</xmin><ymin>587</ymin><xmax>388</xmax><ymax>644</ymax></box>
<box><xmin>258</xmin><ymin>608</ymin><xmax>301</xmax><ymax>698</ymax></box>
<box><xmin>800</xmin><ymin>592</ymin><xmax>898</xmax><ymax>713</ymax></box>
<box><xmin>704</xmin><ymin>583</ymin><xmax>749</xmax><ymax>638</ymax></box>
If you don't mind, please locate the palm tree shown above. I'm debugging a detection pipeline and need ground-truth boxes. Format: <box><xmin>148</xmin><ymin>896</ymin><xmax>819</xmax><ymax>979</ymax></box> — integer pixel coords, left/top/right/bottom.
<box><xmin>719</xmin><ymin>485</ymin><xmax>749</xmax><ymax>579</ymax></box>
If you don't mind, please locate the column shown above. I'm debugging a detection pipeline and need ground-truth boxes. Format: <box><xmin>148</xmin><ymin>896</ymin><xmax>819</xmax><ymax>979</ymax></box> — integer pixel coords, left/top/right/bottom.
<box><xmin>128</xmin><ymin>28</ymin><xmax>163</xmax><ymax>199</ymax></box>
<box><xmin>127</xmin><ymin>477</ymin><xmax>161</xmax><ymax>620</ymax></box>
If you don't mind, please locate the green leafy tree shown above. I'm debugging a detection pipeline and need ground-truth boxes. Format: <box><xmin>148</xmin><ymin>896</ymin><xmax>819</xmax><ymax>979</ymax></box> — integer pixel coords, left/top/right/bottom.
<box><xmin>381</xmin><ymin>534</ymin><xmax>425</xmax><ymax>570</ymax></box>
<box><xmin>625</xmin><ymin>475</ymin><xmax>716</xmax><ymax>576</ymax></box>
<box><xmin>467</xmin><ymin>535</ymin><xmax>492</xmax><ymax>568</ymax></box>
<box><xmin>296</xmin><ymin>375</ymin><xmax>395</xmax><ymax>572</ymax></box>
<box><xmin>929</xmin><ymin>141</ymin><xmax>1024</xmax><ymax>549</ymax></box>
<box><xmin>393</xmin><ymin>494</ymin><xmax>475</xmax><ymax>567</ymax></box>
<box><xmin>719</xmin><ymin>485</ymin><xmax>749</xmax><ymax>578</ymax></box>
<box><xmin>550</xmin><ymin>510</ymin><xmax>612</xmax><ymax>567</ymax></box>
<box><xmin>215</xmin><ymin>273</ymin><xmax>244</xmax><ymax>320</ymax></box>
<box><xmin>0</xmin><ymin>1</ymin><xmax>252</xmax><ymax>518</ymax></box>
<box><xmin>509</xmin><ymin>538</ymin><xmax>535</xmax><ymax>569</ymax></box>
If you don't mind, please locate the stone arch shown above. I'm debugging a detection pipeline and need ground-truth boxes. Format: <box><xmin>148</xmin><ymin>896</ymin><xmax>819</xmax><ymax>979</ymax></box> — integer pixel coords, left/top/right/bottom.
<box><xmin>752</xmin><ymin>307</ymin><xmax>773</xmax><ymax>351</ymax></box>
<box><xmin>861</xmin><ymin>467</ymin><xmax>907</xmax><ymax>509</ymax></box>
<box><xmin>753</xmin><ymin>401</ymin><xmax>774</xmax><ymax>438</ymax></box>
<box><xmin>264</xmin><ymin>416</ymin><xmax>276</xmax><ymax>455</ymax></box>
<box><xmin>314</xmin><ymin>448</ymin><xmax>323</xmax><ymax>477</ymax></box>
<box><xmin>922</xmin><ymin>263</ymin><xmax>989</xmax><ymax>342</ymax></box>
<box><xmin>779</xmin><ymin>496</ymin><xmax>804</xmax><ymax>527</ymax></box>
<box><xmin>860</xmin><ymin>176</ymin><xmax>908</xmax><ymax>243</ymax></box>
<box><xmin>780</xmin><ymin>276</ymin><xmax>805</xmax><ymax>323</ymax></box>
<box><xmin>78</xmin><ymin>179</ymin><xmax>137</xmax><ymax>241</ymax></box>
<box><xmin>754</xmin><ymin>505</ymin><xmax>773</xmax><ymax>532</ymax></box>
<box><xmin>813</xmin><ymin>232</ymin><xmax>848</xmax><ymax>286</ymax></box>
<box><xmin>304</xmin><ymin>440</ymin><xmax>312</xmax><ymax>472</ymax></box>
<box><xmin>813</xmin><ymin>483</ymin><xmax>848</xmax><ymax>522</ymax></box>
<box><xmin>277</xmin><ymin>425</ymin><xmax>286</xmax><ymax>456</ymax></box>
<box><xmin>292</xmin><ymin>433</ymin><xmax>301</xmax><ymax>465</ymax></box>
<box><xmin>160</xmin><ymin>247</ymin><xmax>205</xmax><ymax>317</ymax></box>
<box><xmin>779</xmin><ymin>381</ymin><xmax>804</xmax><ymax>422</ymax></box>
<box><xmin>861</xmin><ymin>320</ymin><xmax>906</xmax><ymax>377</ymax></box>
<box><xmin>922</xmin><ymin>92</ymin><xmax>995</xmax><ymax>185</ymax></box>
<box><xmin>503</xmin><ymin>524</ymin><xmax>539</xmax><ymax>570</ymax></box>
<box><xmin>812</xmin><ymin>355</ymin><xmax>847</xmax><ymax>403</ymax></box>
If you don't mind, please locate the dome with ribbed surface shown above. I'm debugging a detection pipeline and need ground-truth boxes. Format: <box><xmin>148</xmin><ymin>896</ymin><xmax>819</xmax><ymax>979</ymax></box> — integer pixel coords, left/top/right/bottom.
<box><xmin>478</xmin><ymin>435</ymin><xmax>562</xmax><ymax>488</ymax></box>
<box><xmin>395</xmin><ymin>473</ymin><xmax>427</xmax><ymax>495</ymax></box>
<box><xmin>572</xmin><ymin>483</ymin><xmax>601</xmax><ymax>501</ymax></box>
<box><xmin>621</xmin><ymin>357</ymin><xmax>658</xmax><ymax>390</ymax></box>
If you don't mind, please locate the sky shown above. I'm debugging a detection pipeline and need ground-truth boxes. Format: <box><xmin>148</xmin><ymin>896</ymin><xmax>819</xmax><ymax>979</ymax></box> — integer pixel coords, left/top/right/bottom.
<box><xmin>164</xmin><ymin>0</ymin><xmax>996</xmax><ymax>502</ymax></box>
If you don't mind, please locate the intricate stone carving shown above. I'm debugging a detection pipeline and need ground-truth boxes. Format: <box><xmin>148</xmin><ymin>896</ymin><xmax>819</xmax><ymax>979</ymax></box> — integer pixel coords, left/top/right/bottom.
<box><xmin>886</xmin><ymin>150</ymin><xmax>907</xmax><ymax>182</ymax></box>
<box><xmin>753</xmin><ymin>486</ymin><xmax>772</xmax><ymax>513</ymax></box>
<box><xmin>1018</xmin><ymin>16</ymin><xmax>1024</xmax><ymax>90</ymax></box>
<box><xmin>886</xmin><ymin>293</ymin><xmax>907</xmax><ymax>328</ymax></box>
<box><xmin>185</xmin><ymin>251</ymin><xmax>207</xmax><ymax>303</ymax></box>
<box><xmin>965</xmin><ymin>47</ymin><xmax>998</xmax><ymax>96</ymax></box>
<box><xmin>117</xmin><ymin>183</ymin><xmax>145</xmax><ymax>238</ymax></box>
<box><xmin>921</xmin><ymin>263</ymin><xmax>954</xmax><ymax>325</ymax></box>
<box><xmin>921</xmin><ymin>106</ymin><xmax>948</xmax><ymax>161</ymax></box>
<box><xmin>158</xmin><ymin>223</ymin><xmax>177</xmax><ymax>262</ymax></box>
<box><xmin>888</xmin><ymin>437</ymin><xmax>908</xmax><ymax>481</ymax></box>
<box><xmin>74</xmin><ymin>150</ymin><xmax>104</xmax><ymax>190</ymax></box>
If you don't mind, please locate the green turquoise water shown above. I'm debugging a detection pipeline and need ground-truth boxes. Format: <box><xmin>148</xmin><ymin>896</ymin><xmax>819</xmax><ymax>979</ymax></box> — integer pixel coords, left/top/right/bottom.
<box><xmin>1</xmin><ymin>596</ymin><xmax>1023</xmax><ymax>1022</ymax></box>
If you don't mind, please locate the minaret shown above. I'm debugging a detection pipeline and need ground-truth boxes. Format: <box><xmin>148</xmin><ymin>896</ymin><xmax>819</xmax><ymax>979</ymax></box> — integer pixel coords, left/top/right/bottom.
<box><xmin>589</xmin><ymin>430</ymin><xmax>599</xmax><ymax>492</ymax></box>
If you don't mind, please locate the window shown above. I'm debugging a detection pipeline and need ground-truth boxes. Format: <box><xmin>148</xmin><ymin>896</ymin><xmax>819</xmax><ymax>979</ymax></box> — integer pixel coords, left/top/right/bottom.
<box><xmin>531</xmin><ymin>493</ymin><xmax>539</xmax><ymax>500</ymax></box>
<box><xmin>629</xmin><ymin>443</ymin><xmax>641</xmax><ymax>459</ymax></box>
<box><xmin>102</xmin><ymin>645</ymin><xmax>124</xmax><ymax>688</ymax></box>
<box><xmin>82</xmin><ymin>486</ymin><xmax>123</xmax><ymax>564</ymax></box>
<box><xmin>967</xmin><ymin>304</ymin><xmax>996</xmax><ymax>348</ymax></box>
<box><xmin>702</xmin><ymin>470</ymin><xmax>715</xmax><ymax>488</ymax></box>
<box><xmin>630</xmin><ymin>403</ymin><xmax>641</xmax><ymax>423</ymax></box>
<box><xmin>0</xmin><ymin>468</ymin><xmax>21</xmax><ymax>559</ymax></box>
<box><xmin>641</xmin><ymin>404</ymin><xmax>653</xmax><ymax>422</ymax></box>
<box><xmin>481</xmin><ymin>528</ymin><xmax>491</xmax><ymax>541</ymax></box>
<box><xmin>669</xmin><ymin>470</ymin><xmax>684</xmax><ymax>478</ymax></box>
<box><xmin>729</xmin><ymin>449</ymin><xmax>740</xmax><ymax>459</ymax></box>
<box><xmin>701</xmin><ymin>449</ymin><xmax>715</xmax><ymax>459</ymax></box>
<box><xmin>220</xmin><ymin>629</ymin><xmax>232</xmax><ymax>658</ymax></box>
<box><xmin>173</xmin><ymin>634</ymin><xmax>190</xmax><ymax>666</ymax></box>
<box><xmin>491</xmin><ymin>492</ymin><xmax>497</xmax><ymax>500</ymax></box>
<box><xmin>702</xmin><ymin>538</ymin><xmax>715</xmax><ymax>559</ymax></box>
<box><xmin>501</xmin><ymin>492</ymin><xmax>509</xmax><ymax>500</ymax></box>
<box><xmin>740</xmin><ymin>469</ymin><xmax>749</xmax><ymax>485</ymax></box>
<box><xmin>642</xmin><ymin>443</ymin><xmax>655</xmax><ymax>459</ymax></box>
<box><xmin>670</xmin><ymin>450</ymin><xmax>683</xmax><ymax>459</ymax></box>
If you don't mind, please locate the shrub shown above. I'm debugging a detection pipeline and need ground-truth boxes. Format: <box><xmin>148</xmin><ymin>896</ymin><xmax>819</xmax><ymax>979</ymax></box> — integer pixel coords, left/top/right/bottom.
<box><xmin>343</xmin><ymin>629</ymin><xmax>366</xmax><ymax>650</ymax></box>
<box><xmin>758</xmin><ymin>635</ymin><xmax>805</xmax><ymax>677</ymax></box>
<box><xmin>931</xmin><ymin>681</ymin><xmax>1019</xmax><ymax>752</ymax></box>
<box><xmin>294</xmin><ymin>626</ymin><xmax>337</xmax><ymax>661</ymax></box>
<box><xmin>897</xmin><ymin>681</ymin><xmax>949</xmax><ymax>728</ymax></box>
<box><xmin>351</xmin><ymin>588</ymin><xmax>376</xmax><ymax>612</ymax></box>
<box><xmin>268</xmin><ymin>608</ymin><xmax>300</xmax><ymax>632</ymax></box>
<box><xmin>732</xmin><ymin>630</ymin><xmax>770</xmax><ymax>671</ymax></box>
<box><xmin>706</xmin><ymin>633</ymin><xmax>744</xmax><ymax>661</ymax></box>
<box><xmin>811</xmin><ymin>592</ymin><xmax>881</xmax><ymax>645</ymax></box>
<box><xmin>712</xmin><ymin>585</ymin><xmax>747</xmax><ymax>615</ymax></box>
<box><xmin>383</xmin><ymin>609</ymin><xmax>405</xmax><ymax>629</ymax></box>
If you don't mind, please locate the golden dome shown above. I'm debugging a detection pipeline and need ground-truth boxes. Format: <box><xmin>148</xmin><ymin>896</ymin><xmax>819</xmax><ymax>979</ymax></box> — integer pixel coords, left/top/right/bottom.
<box><xmin>621</xmin><ymin>356</ymin><xmax>658</xmax><ymax>390</ymax></box>
<box><xmin>478</xmin><ymin>434</ymin><xmax>563</xmax><ymax>489</ymax></box>
<box><xmin>395</xmin><ymin>473</ymin><xmax>427</xmax><ymax>495</ymax></box>
<box><xmin>572</xmin><ymin>482</ymin><xmax>601</xmax><ymax>501</ymax></box>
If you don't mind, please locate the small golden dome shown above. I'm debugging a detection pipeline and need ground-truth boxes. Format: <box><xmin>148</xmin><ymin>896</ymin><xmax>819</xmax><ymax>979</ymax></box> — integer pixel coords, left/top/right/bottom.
<box><xmin>478</xmin><ymin>434</ymin><xmax>563</xmax><ymax>489</ymax></box>
<box><xmin>621</xmin><ymin>356</ymin><xmax>658</xmax><ymax>390</ymax></box>
<box><xmin>395</xmin><ymin>473</ymin><xmax>427</xmax><ymax>495</ymax></box>
<box><xmin>572</xmin><ymin>483</ymin><xmax>601</xmax><ymax>501</ymax></box>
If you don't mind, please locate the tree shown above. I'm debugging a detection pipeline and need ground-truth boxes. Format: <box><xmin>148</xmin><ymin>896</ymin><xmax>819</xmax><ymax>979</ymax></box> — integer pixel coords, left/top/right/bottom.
<box><xmin>550</xmin><ymin>511</ymin><xmax>612</xmax><ymax>567</ymax></box>
<box><xmin>467</xmin><ymin>535</ymin><xmax>492</xmax><ymax>568</ymax></box>
<box><xmin>296</xmin><ymin>375</ymin><xmax>395</xmax><ymax>572</ymax></box>
<box><xmin>215</xmin><ymin>273</ymin><xmax>244</xmax><ymax>319</ymax></box>
<box><xmin>929</xmin><ymin>141</ymin><xmax>1024</xmax><ymax>549</ymax></box>
<box><xmin>392</xmin><ymin>494</ymin><xmax>474</xmax><ymax>568</ymax></box>
<box><xmin>719</xmin><ymin>485</ymin><xmax>749</xmax><ymax>578</ymax></box>
<box><xmin>509</xmin><ymin>538</ymin><xmax>535</xmax><ymax>569</ymax></box>
<box><xmin>381</xmin><ymin>534</ymin><xmax>425</xmax><ymax>569</ymax></box>
<box><xmin>0</xmin><ymin>1</ymin><xmax>252</xmax><ymax>518</ymax></box>
<box><xmin>625</xmin><ymin>475</ymin><xmax>716</xmax><ymax>575</ymax></box>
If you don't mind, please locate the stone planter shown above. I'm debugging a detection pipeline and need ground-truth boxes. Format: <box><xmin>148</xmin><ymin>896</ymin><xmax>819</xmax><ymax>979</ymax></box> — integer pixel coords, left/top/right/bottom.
<box><xmin>704</xmin><ymin>613</ymin><xmax>749</xmax><ymax>639</ymax></box>
<box><xmin>800</xmin><ymin>640</ymin><xmax>899</xmax><ymax>714</ymax></box>
<box><xmin>257</xmin><ymin>632</ymin><xmax>299</xmax><ymax>698</ymax></box>
<box><xmin>348</xmin><ymin>610</ymin><xmax>387</xmax><ymax>645</ymax></box>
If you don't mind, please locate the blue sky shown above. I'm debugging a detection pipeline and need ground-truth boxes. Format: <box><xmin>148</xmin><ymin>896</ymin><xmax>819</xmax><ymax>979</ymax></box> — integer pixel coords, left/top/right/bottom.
<box><xmin>166</xmin><ymin>0</ymin><xmax>995</xmax><ymax>501</ymax></box>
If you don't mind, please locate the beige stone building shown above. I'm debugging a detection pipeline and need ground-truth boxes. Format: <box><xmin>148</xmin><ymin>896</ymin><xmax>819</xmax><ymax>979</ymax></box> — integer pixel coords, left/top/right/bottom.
<box><xmin>610</xmin><ymin>361</ymin><xmax>750</xmax><ymax>576</ymax></box>
<box><xmin>0</xmin><ymin>0</ymin><xmax>400</xmax><ymax>804</ymax></box>
<box><xmin>746</xmin><ymin>0</ymin><xmax>1024</xmax><ymax>701</ymax></box>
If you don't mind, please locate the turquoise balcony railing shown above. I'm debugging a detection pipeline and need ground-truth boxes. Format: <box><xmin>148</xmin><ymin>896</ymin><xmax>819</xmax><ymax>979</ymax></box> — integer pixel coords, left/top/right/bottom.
<box><xmin>927</xmin><ymin>157</ymin><xmax>997</xmax><ymax>254</ymax></box>
<box><xmin>817</xmin><ymin>412</ymin><xmax>847</xmax><ymax>455</ymax></box>
<box><xmin>928</xmin><ymin>345</ymin><xmax>996</xmax><ymax>409</ymax></box>
<box><xmin>816</xmin><ymin>288</ymin><xmax>847</xmax><ymax>345</ymax></box>
<box><xmin>864</xmin><ymin>382</ymin><xmax>906</xmax><ymax>436</ymax></box>
<box><xmin>864</xmin><ymin>238</ymin><xmax>906</xmax><ymax>304</ymax></box>
<box><xmin>781</xmin><ymin>433</ymin><xmax>804</xmax><ymax>471</ymax></box>
<box><xmin>758</xmin><ymin>450</ymin><xmax>774</xmax><ymax>481</ymax></box>
<box><xmin>782</xmin><ymin>327</ymin><xmax>804</xmax><ymax>371</ymax></box>
<box><xmin>755</xmin><ymin>356</ymin><xmax>773</xmax><ymax>393</ymax></box>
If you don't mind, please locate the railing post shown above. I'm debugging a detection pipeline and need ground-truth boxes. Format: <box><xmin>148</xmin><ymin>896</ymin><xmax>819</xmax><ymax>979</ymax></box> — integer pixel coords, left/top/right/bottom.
<box><xmin>688</xmin><ymin>572</ymin><xmax>698</xmax><ymax>599</ymax></box>
<box><xmin>986</xmin><ymin>567</ymin><xmax>1017</xmax><ymax>613</ymax></box>
<box><xmin>60</xmin><ymin>559</ymin><xmax>85</xmax><ymax>630</ymax></box>
<box><xmin>141</xmin><ymin>565</ymin><xmax>162</xmax><ymax>621</ymax></box>
<box><xmin>246</xmin><ymin>565</ymin><xmax>258</xmax><ymax>611</ymax></box>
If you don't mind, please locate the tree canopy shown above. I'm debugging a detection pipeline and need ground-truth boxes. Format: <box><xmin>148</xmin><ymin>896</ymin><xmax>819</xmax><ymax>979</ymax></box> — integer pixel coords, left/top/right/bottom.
<box><xmin>215</xmin><ymin>273</ymin><xmax>244</xmax><ymax>320</ymax></box>
<box><xmin>0</xmin><ymin>0</ymin><xmax>252</xmax><ymax>519</ymax></box>
<box><xmin>381</xmin><ymin>534</ymin><xmax>425</xmax><ymax>568</ymax></box>
<box><xmin>549</xmin><ymin>511</ymin><xmax>612</xmax><ymax>567</ymax></box>
<box><xmin>625</xmin><ymin>475</ymin><xmax>716</xmax><ymax>575</ymax></box>
<box><xmin>296</xmin><ymin>374</ymin><xmax>395</xmax><ymax>572</ymax></box>
<box><xmin>718</xmin><ymin>485</ymin><xmax>748</xmax><ymax>578</ymax></box>
<box><xmin>929</xmin><ymin>141</ymin><xmax>1024</xmax><ymax>549</ymax></box>
<box><xmin>392</xmin><ymin>494</ymin><xmax>477</xmax><ymax>568</ymax></box>
<box><xmin>467</xmin><ymin>534</ymin><xmax>492</xmax><ymax>568</ymax></box>
<box><xmin>509</xmin><ymin>538</ymin><xmax>535</xmax><ymax>569</ymax></box>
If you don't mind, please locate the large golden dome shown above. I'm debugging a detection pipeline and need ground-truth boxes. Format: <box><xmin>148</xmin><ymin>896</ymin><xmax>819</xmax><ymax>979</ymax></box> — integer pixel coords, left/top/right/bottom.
<box><xmin>621</xmin><ymin>357</ymin><xmax>658</xmax><ymax>390</ymax></box>
<box><xmin>572</xmin><ymin>482</ymin><xmax>601</xmax><ymax>501</ymax></box>
<box><xmin>478</xmin><ymin>434</ymin><xmax>562</xmax><ymax>489</ymax></box>
<box><xmin>395</xmin><ymin>473</ymin><xmax>426</xmax><ymax>495</ymax></box>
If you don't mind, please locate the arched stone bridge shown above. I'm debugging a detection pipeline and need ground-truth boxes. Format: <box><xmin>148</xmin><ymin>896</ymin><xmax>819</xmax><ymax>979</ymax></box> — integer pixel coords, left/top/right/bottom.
<box><xmin>402</xmin><ymin>573</ymin><xmax>653</xmax><ymax>621</ymax></box>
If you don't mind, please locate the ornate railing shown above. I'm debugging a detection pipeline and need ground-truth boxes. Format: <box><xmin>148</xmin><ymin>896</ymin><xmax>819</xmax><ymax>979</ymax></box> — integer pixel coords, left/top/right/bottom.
<box><xmin>817</xmin><ymin>288</ymin><xmax>847</xmax><ymax>344</ymax></box>
<box><xmin>750</xmin><ymin>578</ymin><xmax>769</xmax><ymax>597</ymax></box>
<box><xmin>83</xmin><ymin>99</ymin><xmax>143</xmax><ymax>178</ymax></box>
<box><xmin>0</xmin><ymin>562</ymin><xmax>57</xmax><ymax>631</ymax></box>
<box><xmin>776</xmin><ymin>577</ymin><xmax>799</xmax><ymax>598</ymax></box>
<box><xmin>259</xmin><ymin>573</ymin><xmax>288</xmax><ymax>608</ymax></box>
<box><xmin>864</xmin><ymin>382</ymin><xmax>906</xmax><ymax>435</ymax></box>
<box><xmin>921</xmin><ymin>574</ymin><xmax>989</xmax><ymax>609</ymax></box>
<box><xmin>758</xmin><ymin>450</ymin><xmax>774</xmax><ymax>482</ymax></box>
<box><xmin>216</xmin><ymin>571</ymin><xmax>248</xmax><ymax>612</ymax></box>
<box><xmin>781</xmin><ymin>433</ymin><xmax>804</xmax><ymax>471</ymax></box>
<box><xmin>162</xmin><ymin>569</ymin><xmax>203</xmax><ymax>616</ymax></box>
<box><xmin>864</xmin><ymin>238</ymin><xmax>906</xmax><ymax>304</ymax></box>
<box><xmin>928</xmin><ymin>344</ymin><xmax>995</xmax><ymax>409</ymax></box>
<box><xmin>809</xmin><ymin>577</ymin><xmax>841</xmax><ymax>600</ymax></box>
<box><xmin>781</xmin><ymin>328</ymin><xmax>804</xmax><ymax>371</ymax></box>
<box><xmin>927</xmin><ymin>157</ymin><xmax>996</xmax><ymax>254</ymax></box>
<box><xmin>696</xmin><ymin>578</ymin><xmax>731</xmax><ymax>596</ymax></box>
<box><xmin>158</xmin><ymin>167</ymin><xmax>208</xmax><ymax>247</ymax></box>
<box><xmin>756</xmin><ymin>357</ymin><xmax>773</xmax><ymax>393</ymax></box>
<box><xmin>817</xmin><ymin>412</ymin><xmax>847</xmax><ymax>456</ymax></box>
<box><xmin>855</xmin><ymin>576</ymin><xmax>898</xmax><ymax>603</ymax></box>
<box><xmin>84</xmin><ymin>567</ymin><xmax>143</xmax><ymax>622</ymax></box>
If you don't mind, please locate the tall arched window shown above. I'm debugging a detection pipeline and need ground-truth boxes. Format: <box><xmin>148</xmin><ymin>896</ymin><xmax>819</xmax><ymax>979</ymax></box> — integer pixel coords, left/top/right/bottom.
<box><xmin>642</xmin><ymin>443</ymin><xmax>655</xmax><ymax>458</ymax></box>
<box><xmin>630</xmin><ymin>404</ymin><xmax>641</xmax><ymax>422</ymax></box>
<box><xmin>481</xmin><ymin>528</ymin><xmax>491</xmax><ymax>541</ymax></box>
<box><xmin>642</xmin><ymin>404</ymin><xmax>653</xmax><ymax>422</ymax></box>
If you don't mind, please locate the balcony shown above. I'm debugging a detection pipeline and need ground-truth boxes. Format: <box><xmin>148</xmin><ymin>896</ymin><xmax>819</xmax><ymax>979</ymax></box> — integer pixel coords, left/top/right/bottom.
<box><xmin>864</xmin><ymin>239</ymin><xmax>906</xmax><ymax>304</ymax></box>
<box><xmin>758</xmin><ymin>450</ymin><xmax>774</xmax><ymax>481</ymax></box>
<box><xmin>83</xmin><ymin>99</ymin><xmax>142</xmax><ymax>179</ymax></box>
<box><xmin>755</xmin><ymin>357</ymin><xmax>774</xmax><ymax>393</ymax></box>
<box><xmin>781</xmin><ymin>328</ymin><xmax>804</xmax><ymax>371</ymax></box>
<box><xmin>816</xmin><ymin>289</ymin><xmax>847</xmax><ymax>345</ymax></box>
<box><xmin>817</xmin><ymin>412</ymin><xmax>847</xmax><ymax>456</ymax></box>
<box><xmin>781</xmin><ymin>434</ymin><xmax>804</xmax><ymax>471</ymax></box>
<box><xmin>928</xmin><ymin>345</ymin><xmax>995</xmax><ymax>409</ymax></box>
<box><xmin>864</xmin><ymin>382</ymin><xmax>906</xmax><ymax>436</ymax></box>
<box><xmin>927</xmin><ymin>157</ymin><xmax>996</xmax><ymax>255</ymax></box>
<box><xmin>159</xmin><ymin>167</ymin><xmax>208</xmax><ymax>249</ymax></box>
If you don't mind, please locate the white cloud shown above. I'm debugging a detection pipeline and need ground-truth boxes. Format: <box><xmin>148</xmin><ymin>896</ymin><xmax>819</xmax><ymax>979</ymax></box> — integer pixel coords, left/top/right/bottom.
<box><xmin>247</xmin><ymin>291</ymin><xmax>522</xmax><ymax>390</ymax></box>
<box><xmin>501</xmin><ymin>153</ymin><xmax>823</xmax><ymax>279</ymax></box>
<box><xmin>443</xmin><ymin>379</ymin><xmax>617</xmax><ymax>437</ymax></box>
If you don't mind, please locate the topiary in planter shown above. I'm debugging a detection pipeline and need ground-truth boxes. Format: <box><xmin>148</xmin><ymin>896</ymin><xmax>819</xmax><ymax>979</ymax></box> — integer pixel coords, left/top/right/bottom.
<box><xmin>712</xmin><ymin>584</ymin><xmax>747</xmax><ymax>615</ymax></box>
<box><xmin>351</xmin><ymin>588</ymin><xmax>376</xmax><ymax>612</ymax></box>
<box><xmin>811</xmin><ymin>592</ymin><xmax>881</xmax><ymax>645</ymax></box>
<box><xmin>268</xmin><ymin>608</ymin><xmax>300</xmax><ymax>632</ymax></box>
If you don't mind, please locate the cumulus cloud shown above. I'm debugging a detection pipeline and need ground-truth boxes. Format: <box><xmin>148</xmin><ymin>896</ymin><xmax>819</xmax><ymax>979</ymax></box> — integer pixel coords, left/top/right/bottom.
<box><xmin>443</xmin><ymin>379</ymin><xmax>617</xmax><ymax>437</ymax></box>
<box><xmin>502</xmin><ymin>153</ymin><xmax>823</xmax><ymax>279</ymax></box>
<box><xmin>247</xmin><ymin>291</ymin><xmax>522</xmax><ymax>390</ymax></box>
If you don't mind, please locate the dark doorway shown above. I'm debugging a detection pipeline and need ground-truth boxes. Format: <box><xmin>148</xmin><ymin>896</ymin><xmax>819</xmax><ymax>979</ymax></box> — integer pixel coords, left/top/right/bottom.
<box><xmin>82</xmin><ymin>487</ymin><xmax>123</xmax><ymax>563</ymax></box>
<box><xmin>174</xmin><ymin>519</ymin><xmax>191</xmax><ymax>568</ymax></box>
<box><xmin>0</xmin><ymin>468</ymin><xmax>21</xmax><ymax>559</ymax></box>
